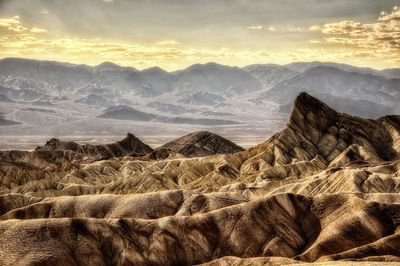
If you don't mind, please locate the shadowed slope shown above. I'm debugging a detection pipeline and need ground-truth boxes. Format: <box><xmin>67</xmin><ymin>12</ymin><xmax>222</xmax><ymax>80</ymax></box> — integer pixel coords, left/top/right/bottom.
<box><xmin>158</xmin><ymin>131</ymin><xmax>245</xmax><ymax>157</ymax></box>
<box><xmin>0</xmin><ymin>193</ymin><xmax>400</xmax><ymax>265</ymax></box>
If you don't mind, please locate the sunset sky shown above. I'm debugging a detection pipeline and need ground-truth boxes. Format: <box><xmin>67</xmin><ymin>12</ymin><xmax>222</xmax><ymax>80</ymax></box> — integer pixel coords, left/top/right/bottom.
<box><xmin>0</xmin><ymin>0</ymin><xmax>399</xmax><ymax>70</ymax></box>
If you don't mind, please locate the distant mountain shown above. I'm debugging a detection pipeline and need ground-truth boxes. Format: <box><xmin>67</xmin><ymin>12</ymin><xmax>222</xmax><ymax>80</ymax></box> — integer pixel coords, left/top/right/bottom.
<box><xmin>98</xmin><ymin>105</ymin><xmax>239</xmax><ymax>125</ymax></box>
<box><xmin>0</xmin><ymin>58</ymin><xmax>175</xmax><ymax>100</ymax></box>
<box><xmin>201</xmin><ymin>111</ymin><xmax>231</xmax><ymax>117</ymax></box>
<box><xmin>146</xmin><ymin>102</ymin><xmax>198</xmax><ymax>115</ymax></box>
<box><xmin>0</xmin><ymin>57</ymin><xmax>398</xmax><ymax>130</ymax></box>
<box><xmin>284</xmin><ymin>61</ymin><xmax>400</xmax><ymax>79</ymax></box>
<box><xmin>174</xmin><ymin>62</ymin><xmax>262</xmax><ymax>97</ymax></box>
<box><xmin>169</xmin><ymin>117</ymin><xmax>239</xmax><ymax>126</ymax></box>
<box><xmin>0</xmin><ymin>58</ymin><xmax>93</xmax><ymax>89</ymax></box>
<box><xmin>126</xmin><ymin>66</ymin><xmax>177</xmax><ymax>97</ymax></box>
<box><xmin>284</xmin><ymin>61</ymin><xmax>381</xmax><ymax>76</ymax></box>
<box><xmin>243</xmin><ymin>64</ymin><xmax>299</xmax><ymax>89</ymax></box>
<box><xmin>0</xmin><ymin>94</ymin><xmax>14</xmax><ymax>103</ymax></box>
<box><xmin>93</xmin><ymin>61</ymin><xmax>138</xmax><ymax>73</ymax></box>
<box><xmin>98</xmin><ymin>105</ymin><xmax>160</xmax><ymax>121</ymax></box>
<box><xmin>381</xmin><ymin>68</ymin><xmax>400</xmax><ymax>79</ymax></box>
<box><xmin>158</xmin><ymin>130</ymin><xmax>245</xmax><ymax>157</ymax></box>
<box><xmin>260</xmin><ymin>66</ymin><xmax>400</xmax><ymax>117</ymax></box>
<box><xmin>0</xmin><ymin>84</ymin><xmax>42</xmax><ymax>101</ymax></box>
<box><xmin>76</xmin><ymin>94</ymin><xmax>117</xmax><ymax>107</ymax></box>
<box><xmin>178</xmin><ymin>91</ymin><xmax>225</xmax><ymax>106</ymax></box>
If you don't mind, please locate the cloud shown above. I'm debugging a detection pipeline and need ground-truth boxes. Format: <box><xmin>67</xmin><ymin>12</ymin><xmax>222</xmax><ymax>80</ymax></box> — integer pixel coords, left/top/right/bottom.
<box><xmin>248</xmin><ymin>25</ymin><xmax>308</xmax><ymax>33</ymax></box>
<box><xmin>30</xmin><ymin>27</ymin><xmax>48</xmax><ymax>33</ymax></box>
<box><xmin>309</xmin><ymin>6</ymin><xmax>400</xmax><ymax>61</ymax></box>
<box><xmin>309</xmin><ymin>25</ymin><xmax>321</xmax><ymax>31</ymax></box>
<box><xmin>155</xmin><ymin>40</ymin><xmax>180</xmax><ymax>46</ymax></box>
<box><xmin>0</xmin><ymin>16</ymin><xmax>47</xmax><ymax>34</ymax></box>
<box><xmin>0</xmin><ymin>16</ymin><xmax>28</xmax><ymax>32</ymax></box>
<box><xmin>248</xmin><ymin>25</ymin><xmax>263</xmax><ymax>30</ymax></box>
<box><xmin>0</xmin><ymin>7</ymin><xmax>399</xmax><ymax>70</ymax></box>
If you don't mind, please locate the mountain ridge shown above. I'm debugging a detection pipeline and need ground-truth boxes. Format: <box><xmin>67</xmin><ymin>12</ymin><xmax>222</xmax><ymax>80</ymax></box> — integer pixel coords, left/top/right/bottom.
<box><xmin>2</xmin><ymin>57</ymin><xmax>399</xmax><ymax>75</ymax></box>
<box><xmin>0</xmin><ymin>57</ymin><xmax>399</xmax><ymax>153</ymax></box>
<box><xmin>1</xmin><ymin>93</ymin><xmax>400</xmax><ymax>264</ymax></box>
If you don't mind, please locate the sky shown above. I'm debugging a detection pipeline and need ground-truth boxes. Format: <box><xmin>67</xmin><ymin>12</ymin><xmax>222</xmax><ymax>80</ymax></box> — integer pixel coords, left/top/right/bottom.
<box><xmin>0</xmin><ymin>0</ymin><xmax>399</xmax><ymax>70</ymax></box>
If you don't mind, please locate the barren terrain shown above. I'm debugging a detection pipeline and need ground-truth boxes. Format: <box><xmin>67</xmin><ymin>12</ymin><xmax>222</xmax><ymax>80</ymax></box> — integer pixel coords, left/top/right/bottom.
<box><xmin>0</xmin><ymin>93</ymin><xmax>400</xmax><ymax>265</ymax></box>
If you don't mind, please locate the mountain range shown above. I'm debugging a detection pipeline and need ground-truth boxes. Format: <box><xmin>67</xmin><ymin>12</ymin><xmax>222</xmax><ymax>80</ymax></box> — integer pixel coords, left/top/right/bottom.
<box><xmin>0</xmin><ymin>57</ymin><xmax>399</xmax><ymax>149</ymax></box>
<box><xmin>1</xmin><ymin>93</ymin><xmax>400</xmax><ymax>264</ymax></box>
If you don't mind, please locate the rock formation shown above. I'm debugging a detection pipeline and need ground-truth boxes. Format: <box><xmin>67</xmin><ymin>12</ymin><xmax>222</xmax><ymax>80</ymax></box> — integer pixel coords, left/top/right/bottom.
<box><xmin>158</xmin><ymin>130</ymin><xmax>245</xmax><ymax>157</ymax></box>
<box><xmin>1</xmin><ymin>92</ymin><xmax>400</xmax><ymax>265</ymax></box>
<box><xmin>37</xmin><ymin>132</ymin><xmax>154</xmax><ymax>160</ymax></box>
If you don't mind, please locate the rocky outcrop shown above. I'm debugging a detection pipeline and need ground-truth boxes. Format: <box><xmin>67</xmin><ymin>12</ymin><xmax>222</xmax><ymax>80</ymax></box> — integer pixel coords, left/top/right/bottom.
<box><xmin>38</xmin><ymin>133</ymin><xmax>153</xmax><ymax>159</ymax></box>
<box><xmin>158</xmin><ymin>131</ymin><xmax>245</xmax><ymax>157</ymax></box>
<box><xmin>0</xmin><ymin>150</ymin><xmax>28</xmax><ymax>162</ymax></box>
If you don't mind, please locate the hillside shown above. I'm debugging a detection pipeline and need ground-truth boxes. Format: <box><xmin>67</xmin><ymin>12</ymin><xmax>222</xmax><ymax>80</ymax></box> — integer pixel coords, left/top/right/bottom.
<box><xmin>0</xmin><ymin>93</ymin><xmax>400</xmax><ymax>264</ymax></box>
<box><xmin>158</xmin><ymin>131</ymin><xmax>245</xmax><ymax>157</ymax></box>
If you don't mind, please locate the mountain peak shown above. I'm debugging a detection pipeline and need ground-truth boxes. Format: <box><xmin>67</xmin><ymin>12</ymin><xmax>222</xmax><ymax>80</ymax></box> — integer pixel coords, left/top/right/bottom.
<box><xmin>290</xmin><ymin>92</ymin><xmax>337</xmax><ymax>131</ymax></box>
<box><xmin>158</xmin><ymin>130</ymin><xmax>245</xmax><ymax>157</ymax></box>
<box><xmin>94</xmin><ymin>61</ymin><xmax>137</xmax><ymax>72</ymax></box>
<box><xmin>293</xmin><ymin>92</ymin><xmax>335</xmax><ymax>114</ymax></box>
<box><xmin>96</xmin><ymin>61</ymin><xmax>119</xmax><ymax>67</ymax></box>
<box><xmin>126</xmin><ymin>132</ymin><xmax>135</xmax><ymax>139</ymax></box>
<box><xmin>141</xmin><ymin>66</ymin><xmax>167</xmax><ymax>74</ymax></box>
<box><xmin>117</xmin><ymin>133</ymin><xmax>153</xmax><ymax>155</ymax></box>
<box><xmin>95</xmin><ymin>61</ymin><xmax>120</xmax><ymax>70</ymax></box>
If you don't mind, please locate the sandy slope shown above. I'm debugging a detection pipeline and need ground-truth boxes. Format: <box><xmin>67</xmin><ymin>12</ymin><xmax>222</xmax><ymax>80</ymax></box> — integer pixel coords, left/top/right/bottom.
<box><xmin>0</xmin><ymin>92</ymin><xmax>400</xmax><ymax>265</ymax></box>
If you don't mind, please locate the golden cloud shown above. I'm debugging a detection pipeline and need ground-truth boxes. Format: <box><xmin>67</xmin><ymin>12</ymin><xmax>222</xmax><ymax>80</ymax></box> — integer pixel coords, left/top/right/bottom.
<box><xmin>0</xmin><ymin>16</ymin><xmax>47</xmax><ymax>34</ymax></box>
<box><xmin>310</xmin><ymin>7</ymin><xmax>400</xmax><ymax>51</ymax></box>
<box><xmin>155</xmin><ymin>40</ymin><xmax>180</xmax><ymax>46</ymax></box>
<box><xmin>306</xmin><ymin>6</ymin><xmax>400</xmax><ymax>68</ymax></box>
<box><xmin>248</xmin><ymin>25</ymin><xmax>263</xmax><ymax>30</ymax></box>
<box><xmin>0</xmin><ymin>13</ymin><xmax>399</xmax><ymax>69</ymax></box>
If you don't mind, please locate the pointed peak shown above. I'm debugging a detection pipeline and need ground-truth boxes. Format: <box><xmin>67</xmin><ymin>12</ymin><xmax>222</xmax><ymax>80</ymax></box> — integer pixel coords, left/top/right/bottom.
<box><xmin>47</xmin><ymin>138</ymin><xmax>61</xmax><ymax>144</ymax></box>
<box><xmin>119</xmin><ymin>133</ymin><xmax>139</xmax><ymax>144</ymax></box>
<box><xmin>290</xmin><ymin>92</ymin><xmax>337</xmax><ymax>130</ymax></box>
<box><xmin>117</xmin><ymin>133</ymin><xmax>153</xmax><ymax>154</ymax></box>
<box><xmin>126</xmin><ymin>132</ymin><xmax>137</xmax><ymax>139</ymax></box>
<box><xmin>37</xmin><ymin>138</ymin><xmax>65</xmax><ymax>151</ymax></box>
<box><xmin>293</xmin><ymin>92</ymin><xmax>336</xmax><ymax>115</ymax></box>
<box><xmin>158</xmin><ymin>130</ymin><xmax>244</xmax><ymax>157</ymax></box>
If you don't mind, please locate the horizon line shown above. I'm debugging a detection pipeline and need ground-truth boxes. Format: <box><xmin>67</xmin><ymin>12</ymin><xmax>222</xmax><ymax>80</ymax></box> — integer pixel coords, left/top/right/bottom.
<box><xmin>0</xmin><ymin>56</ymin><xmax>396</xmax><ymax>72</ymax></box>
